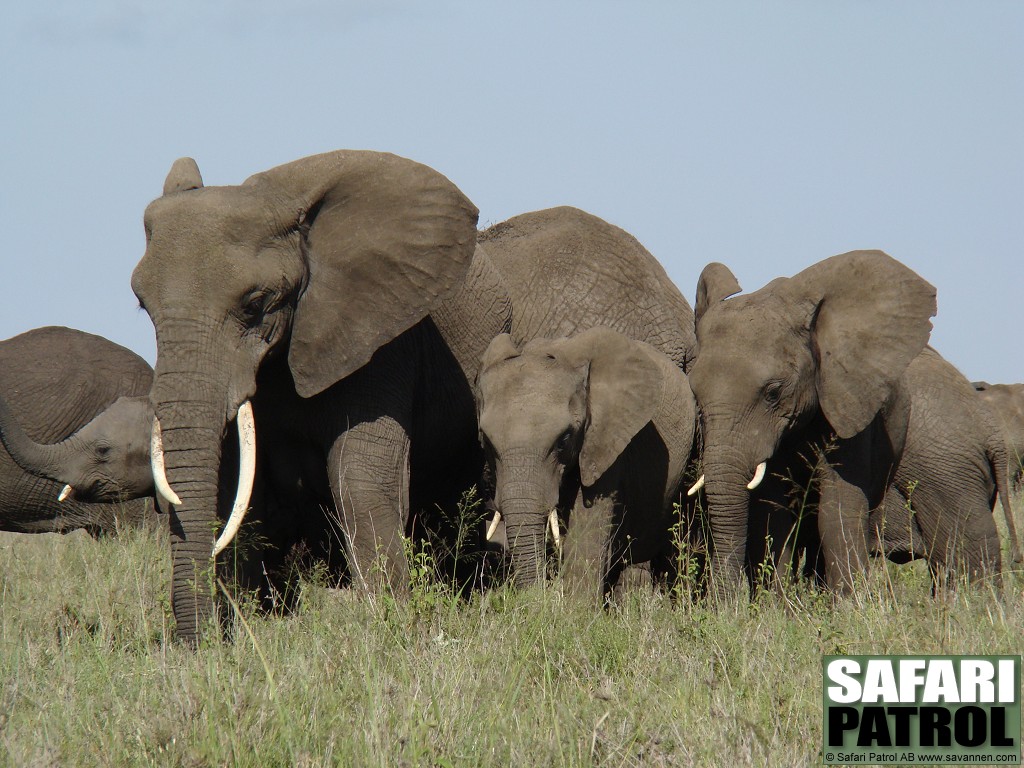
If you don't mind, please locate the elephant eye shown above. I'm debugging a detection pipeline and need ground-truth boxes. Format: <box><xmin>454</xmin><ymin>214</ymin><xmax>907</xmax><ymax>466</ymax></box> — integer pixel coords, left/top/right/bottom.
<box><xmin>763</xmin><ymin>382</ymin><xmax>783</xmax><ymax>406</ymax></box>
<box><xmin>240</xmin><ymin>290</ymin><xmax>272</xmax><ymax>324</ymax></box>
<box><xmin>555</xmin><ymin>429</ymin><xmax>574</xmax><ymax>452</ymax></box>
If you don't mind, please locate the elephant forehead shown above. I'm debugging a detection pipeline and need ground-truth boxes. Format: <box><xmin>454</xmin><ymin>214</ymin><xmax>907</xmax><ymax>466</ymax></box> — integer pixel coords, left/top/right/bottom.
<box><xmin>480</xmin><ymin>355</ymin><xmax>580</xmax><ymax>402</ymax></box>
<box><xmin>699</xmin><ymin>294</ymin><xmax>805</xmax><ymax>352</ymax></box>
<box><xmin>144</xmin><ymin>186</ymin><xmax>291</xmax><ymax>248</ymax></box>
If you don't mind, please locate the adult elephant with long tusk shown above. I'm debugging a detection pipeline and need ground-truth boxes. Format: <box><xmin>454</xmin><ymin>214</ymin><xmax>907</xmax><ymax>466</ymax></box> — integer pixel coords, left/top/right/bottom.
<box><xmin>132</xmin><ymin>151</ymin><xmax>697</xmax><ymax>644</ymax></box>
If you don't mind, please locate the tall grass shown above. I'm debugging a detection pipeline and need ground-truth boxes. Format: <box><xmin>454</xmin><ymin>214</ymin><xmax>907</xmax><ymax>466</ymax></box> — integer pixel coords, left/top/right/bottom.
<box><xmin>0</xmin><ymin>494</ymin><xmax>1021</xmax><ymax>767</ymax></box>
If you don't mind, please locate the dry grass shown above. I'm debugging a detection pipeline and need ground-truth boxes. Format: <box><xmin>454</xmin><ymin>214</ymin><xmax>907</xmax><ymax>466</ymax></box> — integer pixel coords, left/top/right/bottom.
<box><xmin>0</xmin><ymin>493</ymin><xmax>1021</xmax><ymax>767</ymax></box>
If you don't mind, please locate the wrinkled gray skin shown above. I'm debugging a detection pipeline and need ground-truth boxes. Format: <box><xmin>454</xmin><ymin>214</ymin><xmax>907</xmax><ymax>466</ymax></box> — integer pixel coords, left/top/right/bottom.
<box><xmin>688</xmin><ymin>253</ymin><xmax>936</xmax><ymax>596</ymax></box>
<box><xmin>750</xmin><ymin>348</ymin><xmax>1020</xmax><ymax>588</ymax></box>
<box><xmin>475</xmin><ymin>328</ymin><xmax>697</xmax><ymax>601</ymax></box>
<box><xmin>132</xmin><ymin>151</ymin><xmax>696</xmax><ymax>643</ymax></box>
<box><xmin>873</xmin><ymin>349</ymin><xmax>1020</xmax><ymax>578</ymax></box>
<box><xmin>0</xmin><ymin>327</ymin><xmax>156</xmax><ymax>535</ymax></box>
<box><xmin>973</xmin><ymin>382</ymin><xmax>1024</xmax><ymax>492</ymax></box>
<box><xmin>0</xmin><ymin>394</ymin><xmax>154</xmax><ymax>504</ymax></box>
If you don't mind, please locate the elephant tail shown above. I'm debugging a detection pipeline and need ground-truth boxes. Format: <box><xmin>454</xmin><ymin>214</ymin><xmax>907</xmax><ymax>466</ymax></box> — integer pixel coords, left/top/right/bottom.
<box><xmin>987</xmin><ymin>434</ymin><xmax>1022</xmax><ymax>564</ymax></box>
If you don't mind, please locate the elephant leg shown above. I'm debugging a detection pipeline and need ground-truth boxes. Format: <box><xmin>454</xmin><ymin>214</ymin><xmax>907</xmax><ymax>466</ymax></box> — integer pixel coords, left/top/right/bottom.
<box><xmin>328</xmin><ymin>417</ymin><xmax>411</xmax><ymax>596</ymax></box>
<box><xmin>817</xmin><ymin>467</ymin><xmax>871</xmax><ymax>593</ymax></box>
<box><xmin>562</xmin><ymin>494</ymin><xmax>616</xmax><ymax>605</ymax></box>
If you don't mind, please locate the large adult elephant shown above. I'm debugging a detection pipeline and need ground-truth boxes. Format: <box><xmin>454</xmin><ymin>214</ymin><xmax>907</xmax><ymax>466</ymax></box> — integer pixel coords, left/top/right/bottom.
<box><xmin>475</xmin><ymin>327</ymin><xmax>698</xmax><ymax>601</ymax></box>
<box><xmin>686</xmin><ymin>252</ymin><xmax>936</xmax><ymax>595</ymax></box>
<box><xmin>132</xmin><ymin>150</ymin><xmax>695</xmax><ymax>643</ymax></box>
<box><xmin>0</xmin><ymin>327</ymin><xmax>156</xmax><ymax>535</ymax></box>
<box><xmin>973</xmin><ymin>381</ymin><xmax>1024</xmax><ymax>492</ymax></box>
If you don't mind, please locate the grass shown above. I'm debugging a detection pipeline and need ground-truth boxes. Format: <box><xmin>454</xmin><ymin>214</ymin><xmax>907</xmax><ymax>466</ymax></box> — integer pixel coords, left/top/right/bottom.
<box><xmin>0</xmin><ymin>495</ymin><xmax>1022</xmax><ymax>767</ymax></box>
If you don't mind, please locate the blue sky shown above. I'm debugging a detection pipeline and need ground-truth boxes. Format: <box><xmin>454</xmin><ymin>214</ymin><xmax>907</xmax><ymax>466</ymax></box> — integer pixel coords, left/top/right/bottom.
<box><xmin>2</xmin><ymin>2</ymin><xmax>1021</xmax><ymax>381</ymax></box>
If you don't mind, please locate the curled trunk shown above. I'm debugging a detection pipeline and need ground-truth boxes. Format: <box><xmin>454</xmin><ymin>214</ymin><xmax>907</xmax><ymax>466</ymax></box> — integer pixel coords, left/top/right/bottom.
<box><xmin>0</xmin><ymin>393</ymin><xmax>86</xmax><ymax>486</ymax></box>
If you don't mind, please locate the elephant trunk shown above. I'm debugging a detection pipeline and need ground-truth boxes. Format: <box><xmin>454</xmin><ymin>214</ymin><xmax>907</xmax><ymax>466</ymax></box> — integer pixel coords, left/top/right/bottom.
<box><xmin>149</xmin><ymin>325</ymin><xmax>233</xmax><ymax>645</ymax></box>
<box><xmin>701</xmin><ymin>442</ymin><xmax>758</xmax><ymax>600</ymax></box>
<box><xmin>0</xmin><ymin>393</ymin><xmax>88</xmax><ymax>492</ymax></box>
<box><xmin>497</xmin><ymin>456</ymin><xmax>556</xmax><ymax>588</ymax></box>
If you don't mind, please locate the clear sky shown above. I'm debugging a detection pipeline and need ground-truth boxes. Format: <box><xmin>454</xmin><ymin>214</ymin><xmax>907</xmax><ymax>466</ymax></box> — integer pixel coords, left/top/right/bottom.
<box><xmin>1</xmin><ymin>2</ymin><xmax>1021</xmax><ymax>381</ymax></box>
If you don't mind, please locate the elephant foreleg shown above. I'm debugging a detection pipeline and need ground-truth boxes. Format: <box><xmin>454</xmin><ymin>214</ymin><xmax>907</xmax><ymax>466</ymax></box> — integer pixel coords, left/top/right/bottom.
<box><xmin>328</xmin><ymin>417</ymin><xmax>411</xmax><ymax>596</ymax></box>
<box><xmin>561</xmin><ymin>493</ymin><xmax>616</xmax><ymax>605</ymax></box>
<box><xmin>817</xmin><ymin>468</ymin><xmax>871</xmax><ymax>593</ymax></box>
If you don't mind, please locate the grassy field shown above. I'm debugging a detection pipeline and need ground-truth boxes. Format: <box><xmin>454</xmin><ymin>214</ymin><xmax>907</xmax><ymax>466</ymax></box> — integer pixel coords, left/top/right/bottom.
<box><xmin>1</xmin><ymin>498</ymin><xmax>1021</xmax><ymax>767</ymax></box>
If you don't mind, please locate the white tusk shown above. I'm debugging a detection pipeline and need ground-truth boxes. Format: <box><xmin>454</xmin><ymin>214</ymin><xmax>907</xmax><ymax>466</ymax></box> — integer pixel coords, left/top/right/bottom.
<box><xmin>213</xmin><ymin>401</ymin><xmax>256</xmax><ymax>556</ymax></box>
<box><xmin>687</xmin><ymin>475</ymin><xmax>705</xmax><ymax>497</ymax></box>
<box><xmin>485</xmin><ymin>509</ymin><xmax>502</xmax><ymax>541</ymax></box>
<box><xmin>151</xmin><ymin>417</ymin><xmax>182</xmax><ymax>506</ymax></box>
<box><xmin>548</xmin><ymin>509</ymin><xmax>561</xmax><ymax>549</ymax></box>
<box><xmin>58</xmin><ymin>484</ymin><xmax>73</xmax><ymax>502</ymax></box>
<box><xmin>747</xmin><ymin>462</ymin><xmax>767</xmax><ymax>491</ymax></box>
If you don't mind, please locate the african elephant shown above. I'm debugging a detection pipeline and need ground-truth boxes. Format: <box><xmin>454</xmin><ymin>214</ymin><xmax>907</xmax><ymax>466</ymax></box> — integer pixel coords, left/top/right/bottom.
<box><xmin>687</xmin><ymin>252</ymin><xmax>936</xmax><ymax>595</ymax></box>
<box><xmin>475</xmin><ymin>327</ymin><xmax>698</xmax><ymax>601</ymax></box>
<box><xmin>0</xmin><ymin>326</ymin><xmax>157</xmax><ymax>535</ymax></box>
<box><xmin>132</xmin><ymin>150</ymin><xmax>695</xmax><ymax>643</ymax></box>
<box><xmin>973</xmin><ymin>382</ymin><xmax>1024</xmax><ymax>492</ymax></box>
<box><xmin>742</xmin><ymin>347</ymin><xmax>1020</xmax><ymax>589</ymax></box>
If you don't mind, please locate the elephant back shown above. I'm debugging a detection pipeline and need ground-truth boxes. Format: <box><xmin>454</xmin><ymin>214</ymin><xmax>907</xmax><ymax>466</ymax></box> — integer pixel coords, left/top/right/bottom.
<box><xmin>0</xmin><ymin>326</ymin><xmax>153</xmax><ymax>443</ymax></box>
<box><xmin>479</xmin><ymin>207</ymin><xmax>696</xmax><ymax>371</ymax></box>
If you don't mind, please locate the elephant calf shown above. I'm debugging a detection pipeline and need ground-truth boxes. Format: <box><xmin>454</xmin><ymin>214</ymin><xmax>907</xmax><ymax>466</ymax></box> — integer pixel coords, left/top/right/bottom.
<box><xmin>973</xmin><ymin>381</ymin><xmax>1024</xmax><ymax>493</ymax></box>
<box><xmin>475</xmin><ymin>327</ymin><xmax>699</xmax><ymax>602</ymax></box>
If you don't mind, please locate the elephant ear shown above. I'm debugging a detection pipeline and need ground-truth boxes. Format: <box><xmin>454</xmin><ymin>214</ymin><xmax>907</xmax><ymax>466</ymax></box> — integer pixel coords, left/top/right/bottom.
<box><xmin>558</xmin><ymin>327</ymin><xmax>664</xmax><ymax>487</ymax></box>
<box><xmin>787</xmin><ymin>250</ymin><xmax>936</xmax><ymax>439</ymax></box>
<box><xmin>162</xmin><ymin>158</ymin><xmax>204</xmax><ymax>195</ymax></box>
<box><xmin>251</xmin><ymin>151</ymin><xmax>479</xmax><ymax>398</ymax></box>
<box><xmin>478</xmin><ymin>334</ymin><xmax>521</xmax><ymax>376</ymax></box>
<box><xmin>694</xmin><ymin>262</ymin><xmax>742</xmax><ymax>324</ymax></box>
<box><xmin>475</xmin><ymin>334</ymin><xmax>521</xmax><ymax>409</ymax></box>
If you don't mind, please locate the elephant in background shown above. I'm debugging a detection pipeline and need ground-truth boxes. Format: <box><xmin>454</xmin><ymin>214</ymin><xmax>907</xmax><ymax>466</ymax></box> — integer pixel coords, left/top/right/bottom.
<box><xmin>973</xmin><ymin>382</ymin><xmax>1024</xmax><ymax>492</ymax></box>
<box><xmin>877</xmin><ymin>349</ymin><xmax>1020</xmax><ymax>578</ymax></box>
<box><xmin>475</xmin><ymin>328</ymin><xmax>698</xmax><ymax>602</ymax></box>
<box><xmin>745</xmin><ymin>347</ymin><xmax>1020</xmax><ymax>589</ymax></box>
<box><xmin>687</xmin><ymin>252</ymin><xmax>936</xmax><ymax>596</ymax></box>
<box><xmin>0</xmin><ymin>327</ymin><xmax>157</xmax><ymax>535</ymax></box>
<box><xmin>132</xmin><ymin>150</ymin><xmax>696</xmax><ymax>643</ymax></box>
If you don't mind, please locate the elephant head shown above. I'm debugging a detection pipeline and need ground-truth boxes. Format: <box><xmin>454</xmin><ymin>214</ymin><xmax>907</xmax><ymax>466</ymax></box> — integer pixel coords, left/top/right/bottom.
<box><xmin>0</xmin><ymin>394</ymin><xmax>154</xmax><ymax>503</ymax></box>
<box><xmin>687</xmin><ymin>251</ymin><xmax>936</xmax><ymax>590</ymax></box>
<box><xmin>475</xmin><ymin>327</ymin><xmax>667</xmax><ymax>587</ymax></box>
<box><xmin>131</xmin><ymin>151</ymin><xmax>479</xmax><ymax>643</ymax></box>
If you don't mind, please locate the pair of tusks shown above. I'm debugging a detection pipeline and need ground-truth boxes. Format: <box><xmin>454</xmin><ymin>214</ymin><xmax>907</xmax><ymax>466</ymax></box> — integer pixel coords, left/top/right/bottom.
<box><xmin>485</xmin><ymin>508</ymin><xmax>561</xmax><ymax>549</ymax></box>
<box><xmin>686</xmin><ymin>461</ymin><xmax>767</xmax><ymax>497</ymax></box>
<box><xmin>150</xmin><ymin>401</ymin><xmax>256</xmax><ymax>556</ymax></box>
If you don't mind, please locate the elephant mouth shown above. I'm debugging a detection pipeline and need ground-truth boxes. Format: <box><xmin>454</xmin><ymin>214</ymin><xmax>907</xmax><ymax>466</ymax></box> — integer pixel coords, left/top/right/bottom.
<box><xmin>687</xmin><ymin>460</ymin><xmax>767</xmax><ymax>496</ymax></box>
<box><xmin>484</xmin><ymin>507</ymin><xmax>562</xmax><ymax>552</ymax></box>
<box><xmin>151</xmin><ymin>400</ymin><xmax>258</xmax><ymax>555</ymax></box>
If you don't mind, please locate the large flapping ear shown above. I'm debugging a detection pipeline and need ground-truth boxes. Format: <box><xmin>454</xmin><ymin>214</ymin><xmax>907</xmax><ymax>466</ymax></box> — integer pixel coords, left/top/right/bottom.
<box><xmin>557</xmin><ymin>327</ymin><xmax>664</xmax><ymax>487</ymax></box>
<box><xmin>162</xmin><ymin>158</ymin><xmax>204</xmax><ymax>195</ymax></box>
<box><xmin>250</xmin><ymin>151</ymin><xmax>479</xmax><ymax>398</ymax></box>
<box><xmin>786</xmin><ymin>250</ymin><xmax>936</xmax><ymax>439</ymax></box>
<box><xmin>694</xmin><ymin>262</ymin><xmax>742</xmax><ymax>324</ymax></box>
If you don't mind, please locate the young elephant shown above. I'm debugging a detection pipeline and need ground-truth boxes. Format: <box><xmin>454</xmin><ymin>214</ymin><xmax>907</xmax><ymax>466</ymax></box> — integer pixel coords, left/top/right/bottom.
<box><xmin>475</xmin><ymin>327</ymin><xmax>698</xmax><ymax>601</ymax></box>
<box><xmin>744</xmin><ymin>347</ymin><xmax>1020</xmax><ymax>590</ymax></box>
<box><xmin>973</xmin><ymin>382</ymin><xmax>1024</xmax><ymax>492</ymax></box>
